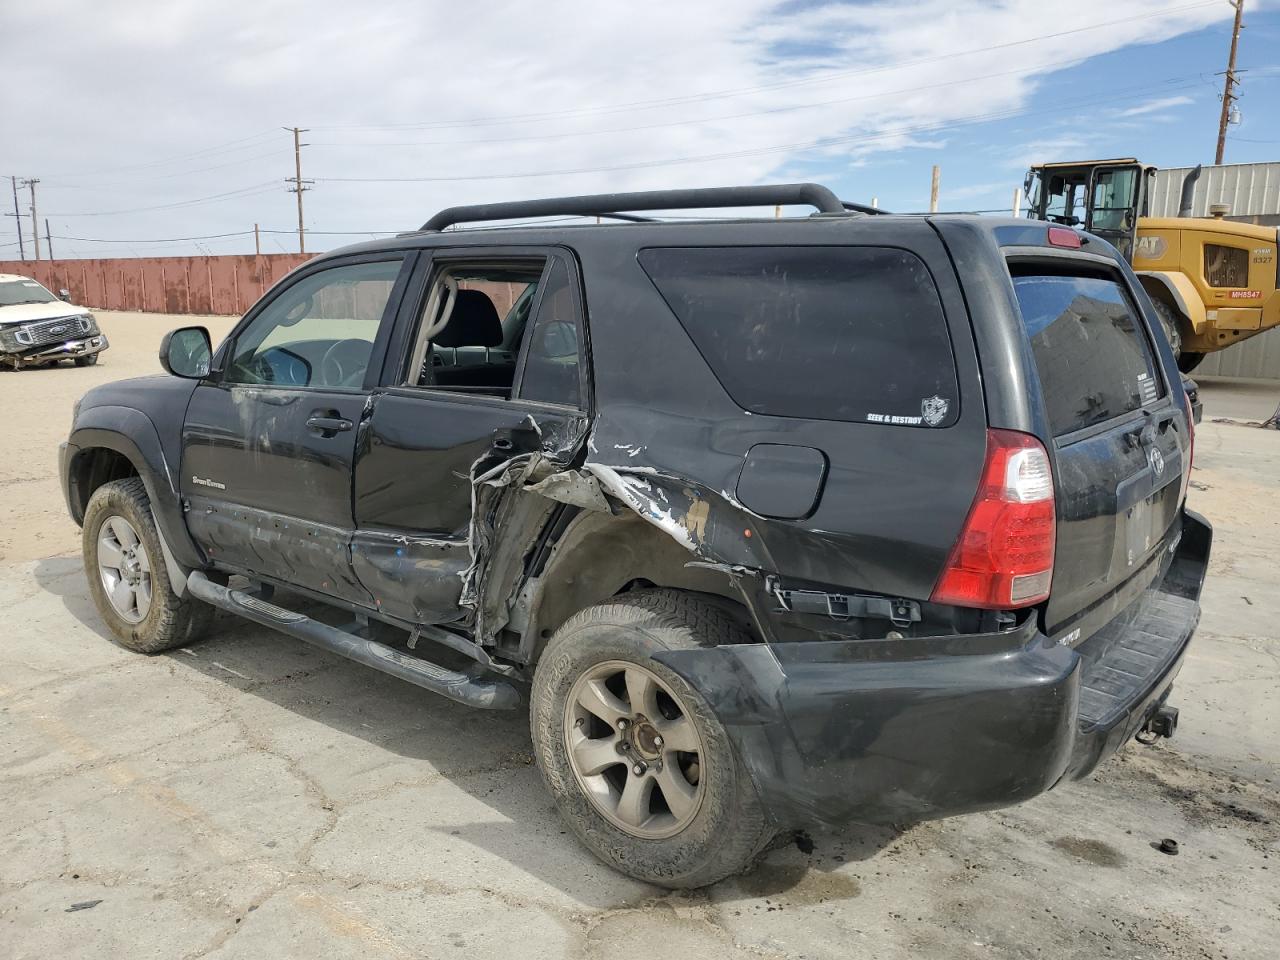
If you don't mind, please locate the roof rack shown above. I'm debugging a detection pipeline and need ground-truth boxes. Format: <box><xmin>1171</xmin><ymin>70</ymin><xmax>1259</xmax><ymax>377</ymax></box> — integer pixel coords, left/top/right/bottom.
<box><xmin>420</xmin><ymin>182</ymin><xmax>847</xmax><ymax>232</ymax></box>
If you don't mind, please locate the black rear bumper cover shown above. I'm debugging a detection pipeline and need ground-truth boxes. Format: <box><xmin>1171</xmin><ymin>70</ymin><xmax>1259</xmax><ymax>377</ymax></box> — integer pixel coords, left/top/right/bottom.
<box><xmin>653</xmin><ymin>509</ymin><xmax>1211</xmax><ymax>830</ymax></box>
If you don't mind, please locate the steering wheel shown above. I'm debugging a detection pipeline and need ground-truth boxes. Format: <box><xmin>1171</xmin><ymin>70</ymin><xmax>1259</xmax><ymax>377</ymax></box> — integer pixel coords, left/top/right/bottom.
<box><xmin>320</xmin><ymin>339</ymin><xmax>370</xmax><ymax>388</ymax></box>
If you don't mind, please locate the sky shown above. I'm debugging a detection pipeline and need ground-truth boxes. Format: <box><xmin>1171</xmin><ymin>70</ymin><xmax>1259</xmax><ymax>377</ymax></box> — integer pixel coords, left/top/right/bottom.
<box><xmin>1</xmin><ymin>0</ymin><xmax>1278</xmax><ymax>259</ymax></box>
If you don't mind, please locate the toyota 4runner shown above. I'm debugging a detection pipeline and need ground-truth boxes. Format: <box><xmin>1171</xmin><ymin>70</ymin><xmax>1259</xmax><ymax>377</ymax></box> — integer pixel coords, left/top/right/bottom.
<box><xmin>60</xmin><ymin>184</ymin><xmax>1210</xmax><ymax>888</ymax></box>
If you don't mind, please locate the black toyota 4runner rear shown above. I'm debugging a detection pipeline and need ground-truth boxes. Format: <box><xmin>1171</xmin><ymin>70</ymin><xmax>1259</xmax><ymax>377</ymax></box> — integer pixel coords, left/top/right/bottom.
<box><xmin>59</xmin><ymin>184</ymin><xmax>1209</xmax><ymax>888</ymax></box>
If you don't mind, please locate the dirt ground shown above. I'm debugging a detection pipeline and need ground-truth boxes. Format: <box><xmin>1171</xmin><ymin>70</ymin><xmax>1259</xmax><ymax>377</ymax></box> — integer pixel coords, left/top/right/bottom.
<box><xmin>1</xmin><ymin>310</ymin><xmax>1277</xmax><ymax>959</ymax></box>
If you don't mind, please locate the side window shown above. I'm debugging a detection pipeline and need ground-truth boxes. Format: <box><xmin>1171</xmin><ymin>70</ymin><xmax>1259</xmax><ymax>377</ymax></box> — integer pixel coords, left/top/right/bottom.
<box><xmin>226</xmin><ymin>259</ymin><xmax>403</xmax><ymax>389</ymax></box>
<box><xmin>517</xmin><ymin>259</ymin><xmax>583</xmax><ymax>407</ymax></box>
<box><xmin>402</xmin><ymin>256</ymin><xmax>584</xmax><ymax>407</ymax></box>
<box><xmin>1010</xmin><ymin>270</ymin><xmax>1164</xmax><ymax>436</ymax></box>
<box><xmin>639</xmin><ymin>246</ymin><xmax>958</xmax><ymax>426</ymax></box>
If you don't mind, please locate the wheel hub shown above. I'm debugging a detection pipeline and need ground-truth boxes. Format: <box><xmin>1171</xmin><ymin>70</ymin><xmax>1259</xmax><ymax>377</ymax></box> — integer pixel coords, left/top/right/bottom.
<box><xmin>630</xmin><ymin>718</ymin><xmax>664</xmax><ymax>761</ymax></box>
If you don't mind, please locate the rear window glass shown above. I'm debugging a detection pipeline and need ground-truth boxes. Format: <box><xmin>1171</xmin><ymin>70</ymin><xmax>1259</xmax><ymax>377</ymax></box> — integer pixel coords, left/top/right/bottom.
<box><xmin>1011</xmin><ymin>272</ymin><xmax>1163</xmax><ymax>436</ymax></box>
<box><xmin>638</xmin><ymin>246</ymin><xmax>959</xmax><ymax>426</ymax></box>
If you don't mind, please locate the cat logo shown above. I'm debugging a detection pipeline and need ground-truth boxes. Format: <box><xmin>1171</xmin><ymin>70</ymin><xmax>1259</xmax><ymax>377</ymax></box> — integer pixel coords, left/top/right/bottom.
<box><xmin>1134</xmin><ymin>235</ymin><xmax>1167</xmax><ymax>259</ymax></box>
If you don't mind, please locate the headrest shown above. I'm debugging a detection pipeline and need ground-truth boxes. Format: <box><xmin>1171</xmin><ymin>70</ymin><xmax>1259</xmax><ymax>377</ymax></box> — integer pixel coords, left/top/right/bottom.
<box><xmin>434</xmin><ymin>289</ymin><xmax>502</xmax><ymax>347</ymax></box>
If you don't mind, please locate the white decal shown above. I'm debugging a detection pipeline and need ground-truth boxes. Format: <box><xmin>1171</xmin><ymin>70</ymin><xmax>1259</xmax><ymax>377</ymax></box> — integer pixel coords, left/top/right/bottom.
<box><xmin>921</xmin><ymin>395</ymin><xmax>949</xmax><ymax>426</ymax></box>
<box><xmin>191</xmin><ymin>475</ymin><xmax>226</xmax><ymax>490</ymax></box>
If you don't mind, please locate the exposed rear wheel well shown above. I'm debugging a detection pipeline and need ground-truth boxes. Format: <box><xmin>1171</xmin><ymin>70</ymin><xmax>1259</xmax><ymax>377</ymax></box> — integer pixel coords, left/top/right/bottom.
<box><xmin>522</xmin><ymin>511</ymin><xmax>755</xmax><ymax>662</ymax></box>
<box><xmin>68</xmin><ymin>447</ymin><xmax>139</xmax><ymax>525</ymax></box>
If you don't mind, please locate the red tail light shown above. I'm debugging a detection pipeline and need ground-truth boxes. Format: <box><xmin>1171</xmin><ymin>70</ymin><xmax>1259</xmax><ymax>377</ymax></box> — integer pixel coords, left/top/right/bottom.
<box><xmin>931</xmin><ymin>429</ymin><xmax>1056</xmax><ymax>609</ymax></box>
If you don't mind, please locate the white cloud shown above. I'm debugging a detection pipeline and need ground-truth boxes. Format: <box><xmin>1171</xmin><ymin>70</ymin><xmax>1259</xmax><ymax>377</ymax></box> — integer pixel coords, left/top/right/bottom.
<box><xmin>1116</xmin><ymin>95</ymin><xmax>1195</xmax><ymax>117</ymax></box>
<box><xmin>0</xmin><ymin>0</ymin><xmax>1235</xmax><ymax>255</ymax></box>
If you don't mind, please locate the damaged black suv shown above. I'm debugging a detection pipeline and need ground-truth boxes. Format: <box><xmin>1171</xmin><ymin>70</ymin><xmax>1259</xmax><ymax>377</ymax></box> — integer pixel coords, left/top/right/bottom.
<box><xmin>60</xmin><ymin>184</ymin><xmax>1210</xmax><ymax>888</ymax></box>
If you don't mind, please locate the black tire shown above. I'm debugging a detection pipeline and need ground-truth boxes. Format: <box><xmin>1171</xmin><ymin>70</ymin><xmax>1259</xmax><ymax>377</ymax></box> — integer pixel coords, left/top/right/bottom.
<box><xmin>82</xmin><ymin>477</ymin><xmax>212</xmax><ymax>653</ymax></box>
<box><xmin>530</xmin><ymin>588</ymin><xmax>772</xmax><ymax>888</ymax></box>
<box><xmin>1178</xmin><ymin>351</ymin><xmax>1205</xmax><ymax>374</ymax></box>
<box><xmin>1151</xmin><ymin>298</ymin><xmax>1184</xmax><ymax>358</ymax></box>
<box><xmin>75</xmin><ymin>353</ymin><xmax>99</xmax><ymax>367</ymax></box>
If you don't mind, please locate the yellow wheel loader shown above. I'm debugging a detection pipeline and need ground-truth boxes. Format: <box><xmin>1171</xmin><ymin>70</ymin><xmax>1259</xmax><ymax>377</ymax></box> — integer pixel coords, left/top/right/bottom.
<box><xmin>1024</xmin><ymin>159</ymin><xmax>1279</xmax><ymax>372</ymax></box>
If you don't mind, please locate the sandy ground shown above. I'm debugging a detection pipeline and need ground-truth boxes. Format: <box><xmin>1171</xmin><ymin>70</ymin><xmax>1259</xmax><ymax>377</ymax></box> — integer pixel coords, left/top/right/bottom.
<box><xmin>1</xmin><ymin>311</ymin><xmax>1278</xmax><ymax>959</ymax></box>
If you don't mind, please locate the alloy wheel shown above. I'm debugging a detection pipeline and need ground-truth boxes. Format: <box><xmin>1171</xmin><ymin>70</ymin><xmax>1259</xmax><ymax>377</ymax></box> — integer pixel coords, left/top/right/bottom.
<box><xmin>563</xmin><ymin>659</ymin><xmax>706</xmax><ymax>839</ymax></box>
<box><xmin>97</xmin><ymin>515</ymin><xmax>152</xmax><ymax>624</ymax></box>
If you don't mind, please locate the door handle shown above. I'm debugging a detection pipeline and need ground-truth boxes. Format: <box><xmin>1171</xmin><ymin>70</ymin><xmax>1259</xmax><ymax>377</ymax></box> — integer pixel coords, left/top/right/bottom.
<box><xmin>306</xmin><ymin>414</ymin><xmax>353</xmax><ymax>436</ymax></box>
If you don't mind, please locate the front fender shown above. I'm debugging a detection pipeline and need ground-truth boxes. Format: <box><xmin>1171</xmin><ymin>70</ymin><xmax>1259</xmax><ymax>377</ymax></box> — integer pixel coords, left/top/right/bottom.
<box><xmin>65</xmin><ymin>406</ymin><xmax>204</xmax><ymax>569</ymax></box>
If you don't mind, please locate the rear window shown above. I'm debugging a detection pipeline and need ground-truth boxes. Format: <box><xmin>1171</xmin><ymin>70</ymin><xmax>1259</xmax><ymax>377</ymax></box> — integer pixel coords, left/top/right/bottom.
<box><xmin>638</xmin><ymin>246</ymin><xmax>959</xmax><ymax>426</ymax></box>
<box><xmin>1011</xmin><ymin>271</ymin><xmax>1163</xmax><ymax>437</ymax></box>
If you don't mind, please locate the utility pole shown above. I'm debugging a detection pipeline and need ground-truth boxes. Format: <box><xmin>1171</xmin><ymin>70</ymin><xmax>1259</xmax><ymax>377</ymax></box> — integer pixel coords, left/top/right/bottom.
<box><xmin>22</xmin><ymin>178</ymin><xmax>40</xmax><ymax>260</ymax></box>
<box><xmin>1215</xmin><ymin>0</ymin><xmax>1245</xmax><ymax>165</ymax></box>
<box><xmin>929</xmin><ymin>165</ymin><xmax>940</xmax><ymax>213</ymax></box>
<box><xmin>9</xmin><ymin>176</ymin><xmax>24</xmax><ymax>260</ymax></box>
<box><xmin>284</xmin><ymin>126</ymin><xmax>313</xmax><ymax>254</ymax></box>
<box><xmin>44</xmin><ymin>219</ymin><xmax>53</xmax><ymax>260</ymax></box>
<box><xmin>254</xmin><ymin>222</ymin><xmax>261</xmax><ymax>256</ymax></box>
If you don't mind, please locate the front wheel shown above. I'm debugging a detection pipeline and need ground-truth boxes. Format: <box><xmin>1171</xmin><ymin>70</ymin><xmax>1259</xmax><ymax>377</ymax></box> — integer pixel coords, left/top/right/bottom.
<box><xmin>83</xmin><ymin>477</ymin><xmax>212</xmax><ymax>653</ymax></box>
<box><xmin>531</xmin><ymin>589</ymin><xmax>772</xmax><ymax>888</ymax></box>
<box><xmin>1151</xmin><ymin>298</ymin><xmax>1184</xmax><ymax>359</ymax></box>
<box><xmin>1178</xmin><ymin>351</ymin><xmax>1205</xmax><ymax>374</ymax></box>
<box><xmin>75</xmin><ymin>353</ymin><xmax>100</xmax><ymax>367</ymax></box>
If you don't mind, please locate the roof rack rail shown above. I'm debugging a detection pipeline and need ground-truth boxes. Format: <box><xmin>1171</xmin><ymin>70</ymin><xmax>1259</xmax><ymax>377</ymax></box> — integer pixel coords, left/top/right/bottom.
<box><xmin>420</xmin><ymin>182</ymin><xmax>846</xmax><ymax>232</ymax></box>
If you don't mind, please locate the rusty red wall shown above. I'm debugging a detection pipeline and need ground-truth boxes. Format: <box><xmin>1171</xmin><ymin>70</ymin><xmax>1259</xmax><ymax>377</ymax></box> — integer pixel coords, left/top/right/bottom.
<box><xmin>0</xmin><ymin>255</ymin><xmax>313</xmax><ymax>316</ymax></box>
<box><xmin>0</xmin><ymin>255</ymin><xmax>527</xmax><ymax>319</ymax></box>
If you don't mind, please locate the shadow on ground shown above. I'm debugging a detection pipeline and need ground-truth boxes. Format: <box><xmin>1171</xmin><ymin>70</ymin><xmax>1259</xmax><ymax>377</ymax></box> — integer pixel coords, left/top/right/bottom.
<box><xmin>31</xmin><ymin>554</ymin><xmax>900</xmax><ymax>907</ymax></box>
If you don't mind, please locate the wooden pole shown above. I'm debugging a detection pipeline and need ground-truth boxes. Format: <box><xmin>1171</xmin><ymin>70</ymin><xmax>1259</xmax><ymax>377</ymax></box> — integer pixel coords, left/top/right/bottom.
<box><xmin>929</xmin><ymin>166</ymin><xmax>940</xmax><ymax>213</ymax></box>
<box><xmin>44</xmin><ymin>218</ymin><xmax>52</xmax><ymax>260</ymax></box>
<box><xmin>254</xmin><ymin>223</ymin><xmax>261</xmax><ymax>256</ymax></box>
<box><xmin>1215</xmin><ymin>0</ymin><xmax>1245</xmax><ymax>165</ymax></box>
<box><xmin>1012</xmin><ymin>188</ymin><xmax>1022</xmax><ymax>217</ymax></box>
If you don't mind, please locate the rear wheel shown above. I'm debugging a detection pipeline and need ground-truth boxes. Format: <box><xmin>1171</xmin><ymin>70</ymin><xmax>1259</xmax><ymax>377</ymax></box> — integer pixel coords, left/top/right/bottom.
<box><xmin>531</xmin><ymin>589</ymin><xmax>771</xmax><ymax>888</ymax></box>
<box><xmin>83</xmin><ymin>478</ymin><xmax>212</xmax><ymax>653</ymax></box>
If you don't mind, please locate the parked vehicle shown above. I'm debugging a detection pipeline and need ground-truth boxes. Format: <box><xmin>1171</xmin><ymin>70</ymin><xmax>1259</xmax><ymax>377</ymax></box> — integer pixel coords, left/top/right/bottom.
<box><xmin>1023</xmin><ymin>158</ymin><xmax>1279</xmax><ymax>372</ymax></box>
<box><xmin>0</xmin><ymin>274</ymin><xmax>108</xmax><ymax>369</ymax></box>
<box><xmin>60</xmin><ymin>184</ymin><xmax>1210</xmax><ymax>888</ymax></box>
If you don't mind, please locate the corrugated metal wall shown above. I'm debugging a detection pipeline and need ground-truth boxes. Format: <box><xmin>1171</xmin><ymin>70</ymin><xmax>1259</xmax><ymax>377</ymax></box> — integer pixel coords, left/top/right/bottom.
<box><xmin>0</xmin><ymin>254</ymin><xmax>313</xmax><ymax>316</ymax></box>
<box><xmin>1191</xmin><ymin>328</ymin><xmax>1280</xmax><ymax>379</ymax></box>
<box><xmin>1150</xmin><ymin>162</ymin><xmax>1280</xmax><ymax>225</ymax></box>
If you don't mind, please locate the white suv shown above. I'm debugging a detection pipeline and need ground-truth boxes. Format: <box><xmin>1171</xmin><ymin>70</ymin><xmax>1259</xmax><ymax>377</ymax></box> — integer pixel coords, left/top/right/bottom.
<box><xmin>0</xmin><ymin>274</ymin><xmax>108</xmax><ymax>369</ymax></box>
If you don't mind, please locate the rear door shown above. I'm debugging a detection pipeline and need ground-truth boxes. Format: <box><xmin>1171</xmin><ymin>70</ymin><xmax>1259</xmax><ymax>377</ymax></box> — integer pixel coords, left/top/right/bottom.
<box><xmin>1008</xmin><ymin>259</ymin><xmax>1188</xmax><ymax>635</ymax></box>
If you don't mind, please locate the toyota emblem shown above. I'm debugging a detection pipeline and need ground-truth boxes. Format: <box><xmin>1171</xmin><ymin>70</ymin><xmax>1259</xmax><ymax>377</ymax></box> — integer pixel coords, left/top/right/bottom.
<box><xmin>1148</xmin><ymin>446</ymin><xmax>1165</xmax><ymax>478</ymax></box>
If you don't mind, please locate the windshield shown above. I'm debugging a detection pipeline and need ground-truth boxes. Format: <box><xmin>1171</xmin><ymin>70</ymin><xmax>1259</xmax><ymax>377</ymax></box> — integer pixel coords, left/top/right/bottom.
<box><xmin>0</xmin><ymin>279</ymin><xmax>58</xmax><ymax>307</ymax></box>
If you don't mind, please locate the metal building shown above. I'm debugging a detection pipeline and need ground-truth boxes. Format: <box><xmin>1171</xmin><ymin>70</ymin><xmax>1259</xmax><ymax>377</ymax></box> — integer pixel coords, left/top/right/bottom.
<box><xmin>1150</xmin><ymin>161</ymin><xmax>1280</xmax><ymax>226</ymax></box>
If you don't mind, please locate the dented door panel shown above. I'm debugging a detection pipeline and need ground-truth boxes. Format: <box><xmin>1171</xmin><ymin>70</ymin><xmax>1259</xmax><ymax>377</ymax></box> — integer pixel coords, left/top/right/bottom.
<box><xmin>351</xmin><ymin>389</ymin><xmax>585</xmax><ymax>625</ymax></box>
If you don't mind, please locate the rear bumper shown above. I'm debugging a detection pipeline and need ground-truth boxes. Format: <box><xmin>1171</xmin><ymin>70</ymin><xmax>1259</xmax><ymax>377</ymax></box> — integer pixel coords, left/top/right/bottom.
<box><xmin>3</xmin><ymin>334</ymin><xmax>108</xmax><ymax>365</ymax></box>
<box><xmin>654</xmin><ymin>509</ymin><xmax>1211</xmax><ymax>830</ymax></box>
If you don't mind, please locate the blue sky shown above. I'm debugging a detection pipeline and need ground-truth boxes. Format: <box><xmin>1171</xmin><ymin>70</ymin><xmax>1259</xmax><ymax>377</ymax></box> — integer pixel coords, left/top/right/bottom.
<box><xmin>1</xmin><ymin>1</ymin><xmax>1277</xmax><ymax>257</ymax></box>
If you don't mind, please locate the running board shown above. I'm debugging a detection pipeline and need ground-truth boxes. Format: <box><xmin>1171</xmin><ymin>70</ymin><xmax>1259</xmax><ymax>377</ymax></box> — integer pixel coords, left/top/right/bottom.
<box><xmin>186</xmin><ymin>571</ymin><xmax>520</xmax><ymax>710</ymax></box>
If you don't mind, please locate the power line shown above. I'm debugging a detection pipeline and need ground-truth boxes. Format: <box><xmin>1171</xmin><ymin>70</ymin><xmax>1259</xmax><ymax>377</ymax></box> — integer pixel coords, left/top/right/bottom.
<box><xmin>309</xmin><ymin>52</ymin><xmax>1105</xmax><ymax>151</ymax></box>
<box><xmin>313</xmin><ymin>78</ymin><xmax>1207</xmax><ymax>185</ymax></box>
<box><xmin>46</xmin><ymin>182</ymin><xmax>280</xmax><ymax>217</ymax></box>
<box><xmin>309</xmin><ymin>1</ymin><xmax>1222</xmax><ymax>133</ymax></box>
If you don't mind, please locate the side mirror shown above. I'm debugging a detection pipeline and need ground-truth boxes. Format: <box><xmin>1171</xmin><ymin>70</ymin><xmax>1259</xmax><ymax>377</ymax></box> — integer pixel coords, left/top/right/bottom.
<box><xmin>159</xmin><ymin>326</ymin><xmax>212</xmax><ymax>379</ymax></box>
<box><xmin>58</xmin><ymin>288</ymin><xmax>72</xmax><ymax>302</ymax></box>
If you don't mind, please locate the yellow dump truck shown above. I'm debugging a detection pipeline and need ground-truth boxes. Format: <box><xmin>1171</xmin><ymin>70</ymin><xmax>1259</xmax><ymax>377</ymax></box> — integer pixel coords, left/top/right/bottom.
<box><xmin>1024</xmin><ymin>159</ymin><xmax>1279</xmax><ymax>372</ymax></box>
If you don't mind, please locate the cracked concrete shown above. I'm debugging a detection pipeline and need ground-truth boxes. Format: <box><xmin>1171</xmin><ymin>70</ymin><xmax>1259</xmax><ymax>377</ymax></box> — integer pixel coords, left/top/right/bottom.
<box><xmin>1</xmin><ymin>316</ymin><xmax>1278</xmax><ymax>958</ymax></box>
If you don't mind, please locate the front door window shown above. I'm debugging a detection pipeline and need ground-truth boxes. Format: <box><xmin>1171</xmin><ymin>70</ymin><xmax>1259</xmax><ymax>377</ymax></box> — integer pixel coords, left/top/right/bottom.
<box><xmin>227</xmin><ymin>259</ymin><xmax>403</xmax><ymax>390</ymax></box>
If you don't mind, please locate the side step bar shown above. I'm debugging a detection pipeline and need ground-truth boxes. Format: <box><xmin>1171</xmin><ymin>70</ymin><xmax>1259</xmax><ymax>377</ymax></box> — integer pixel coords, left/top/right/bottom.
<box><xmin>186</xmin><ymin>572</ymin><xmax>520</xmax><ymax>710</ymax></box>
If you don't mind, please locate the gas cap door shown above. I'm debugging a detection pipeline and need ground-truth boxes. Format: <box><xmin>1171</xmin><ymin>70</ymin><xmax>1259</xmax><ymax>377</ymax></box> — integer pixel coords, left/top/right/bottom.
<box><xmin>735</xmin><ymin>443</ymin><xmax>828</xmax><ymax>520</ymax></box>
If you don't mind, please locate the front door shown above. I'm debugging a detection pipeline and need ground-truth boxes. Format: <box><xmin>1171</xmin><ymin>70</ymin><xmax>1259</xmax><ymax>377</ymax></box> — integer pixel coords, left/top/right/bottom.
<box><xmin>1086</xmin><ymin>163</ymin><xmax>1144</xmax><ymax>261</ymax></box>
<box><xmin>181</xmin><ymin>255</ymin><xmax>411</xmax><ymax>603</ymax></box>
<box><xmin>351</xmin><ymin>249</ymin><xmax>591</xmax><ymax>625</ymax></box>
